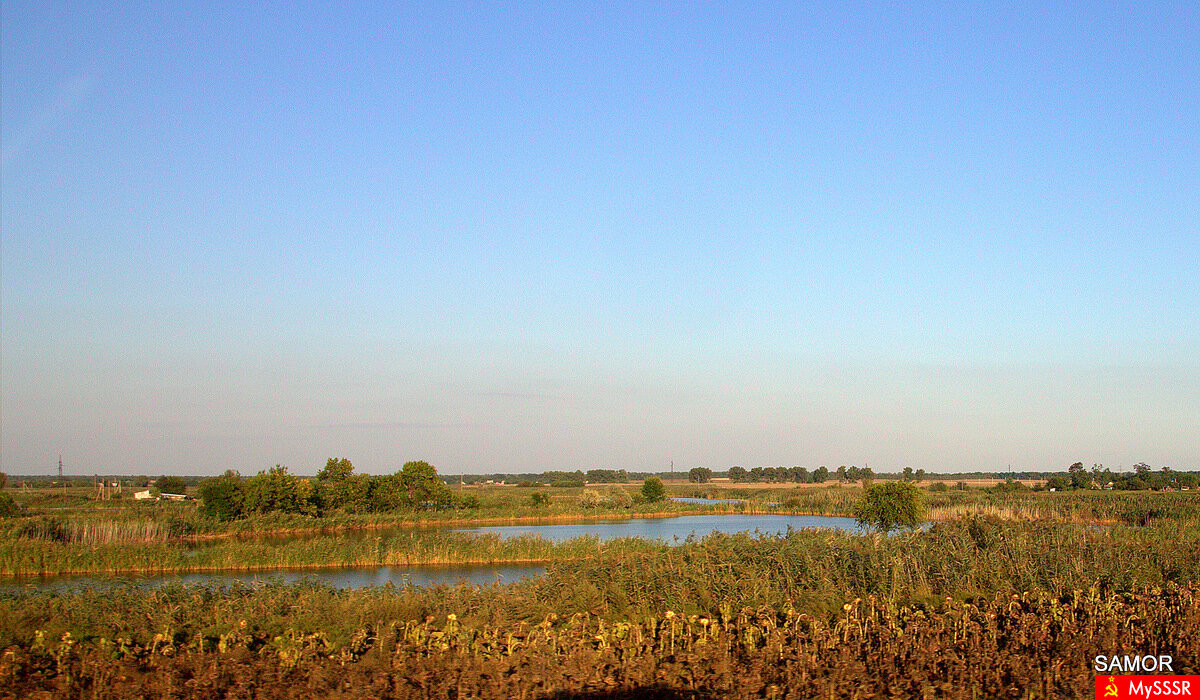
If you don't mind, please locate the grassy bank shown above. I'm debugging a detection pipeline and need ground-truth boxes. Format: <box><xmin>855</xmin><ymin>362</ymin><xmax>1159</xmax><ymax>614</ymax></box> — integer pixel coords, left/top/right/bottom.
<box><xmin>0</xmin><ymin>531</ymin><xmax>667</xmax><ymax>577</ymax></box>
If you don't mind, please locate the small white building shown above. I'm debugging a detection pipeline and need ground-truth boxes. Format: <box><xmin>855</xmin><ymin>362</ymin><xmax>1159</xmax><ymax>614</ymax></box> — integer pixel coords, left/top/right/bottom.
<box><xmin>134</xmin><ymin>489</ymin><xmax>190</xmax><ymax>501</ymax></box>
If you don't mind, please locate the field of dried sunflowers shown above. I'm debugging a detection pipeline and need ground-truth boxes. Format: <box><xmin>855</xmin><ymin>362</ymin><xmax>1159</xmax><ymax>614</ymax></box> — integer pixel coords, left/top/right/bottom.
<box><xmin>3</xmin><ymin>583</ymin><xmax>1196</xmax><ymax>699</ymax></box>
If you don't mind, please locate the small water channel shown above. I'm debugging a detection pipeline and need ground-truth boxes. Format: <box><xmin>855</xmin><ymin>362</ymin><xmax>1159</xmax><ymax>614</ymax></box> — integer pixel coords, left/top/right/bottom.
<box><xmin>4</xmin><ymin>514</ymin><xmax>865</xmax><ymax>593</ymax></box>
<box><xmin>670</xmin><ymin>497</ymin><xmax>744</xmax><ymax>505</ymax></box>
<box><xmin>453</xmin><ymin>513</ymin><xmax>865</xmax><ymax>542</ymax></box>
<box><xmin>1</xmin><ymin>564</ymin><xmax>547</xmax><ymax>595</ymax></box>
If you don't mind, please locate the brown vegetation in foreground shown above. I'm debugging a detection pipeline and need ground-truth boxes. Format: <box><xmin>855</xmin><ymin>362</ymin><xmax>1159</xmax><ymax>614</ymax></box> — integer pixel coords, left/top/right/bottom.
<box><xmin>3</xmin><ymin>584</ymin><xmax>1196</xmax><ymax>699</ymax></box>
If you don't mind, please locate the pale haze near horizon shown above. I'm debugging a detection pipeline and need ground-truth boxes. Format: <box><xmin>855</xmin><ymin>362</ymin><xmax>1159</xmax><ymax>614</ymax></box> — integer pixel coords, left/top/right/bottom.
<box><xmin>2</xmin><ymin>2</ymin><xmax>1197</xmax><ymax>477</ymax></box>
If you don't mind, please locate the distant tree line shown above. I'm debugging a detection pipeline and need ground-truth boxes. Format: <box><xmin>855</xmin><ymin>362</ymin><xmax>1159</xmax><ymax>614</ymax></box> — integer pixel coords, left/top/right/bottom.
<box><xmin>721</xmin><ymin>465</ymin><xmax>936</xmax><ymax>484</ymax></box>
<box><xmin>197</xmin><ymin>459</ymin><xmax>477</xmax><ymax>521</ymax></box>
<box><xmin>1043</xmin><ymin>463</ymin><xmax>1200</xmax><ymax>492</ymax></box>
<box><xmin>586</xmin><ymin>469</ymin><xmax>629</xmax><ymax>483</ymax></box>
<box><xmin>503</xmin><ymin>469</ymin><xmax>631</xmax><ymax>487</ymax></box>
<box><xmin>726</xmin><ymin>465</ymin><xmax>842</xmax><ymax>483</ymax></box>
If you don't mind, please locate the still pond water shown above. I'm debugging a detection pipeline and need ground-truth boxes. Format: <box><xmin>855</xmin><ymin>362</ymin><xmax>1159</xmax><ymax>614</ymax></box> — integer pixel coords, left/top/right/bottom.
<box><xmin>451</xmin><ymin>513</ymin><xmax>864</xmax><ymax>542</ymax></box>
<box><xmin>2</xmin><ymin>564</ymin><xmax>547</xmax><ymax>594</ymax></box>
<box><xmin>5</xmin><ymin>514</ymin><xmax>865</xmax><ymax>593</ymax></box>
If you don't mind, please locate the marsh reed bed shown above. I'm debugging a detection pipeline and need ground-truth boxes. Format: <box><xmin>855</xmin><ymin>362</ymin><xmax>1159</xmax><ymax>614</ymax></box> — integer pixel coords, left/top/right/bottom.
<box><xmin>535</xmin><ymin>520</ymin><xmax>1200</xmax><ymax>619</ymax></box>
<box><xmin>0</xmin><ymin>530</ymin><xmax>668</xmax><ymax>577</ymax></box>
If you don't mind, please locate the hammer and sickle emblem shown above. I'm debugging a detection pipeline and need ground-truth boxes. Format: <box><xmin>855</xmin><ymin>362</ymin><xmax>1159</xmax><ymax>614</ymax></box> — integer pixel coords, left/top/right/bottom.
<box><xmin>1103</xmin><ymin>676</ymin><xmax>1119</xmax><ymax>698</ymax></box>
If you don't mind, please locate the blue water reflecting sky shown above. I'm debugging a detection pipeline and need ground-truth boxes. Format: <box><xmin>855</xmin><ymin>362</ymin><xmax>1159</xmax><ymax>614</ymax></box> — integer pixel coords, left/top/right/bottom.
<box><xmin>455</xmin><ymin>514</ymin><xmax>866</xmax><ymax>542</ymax></box>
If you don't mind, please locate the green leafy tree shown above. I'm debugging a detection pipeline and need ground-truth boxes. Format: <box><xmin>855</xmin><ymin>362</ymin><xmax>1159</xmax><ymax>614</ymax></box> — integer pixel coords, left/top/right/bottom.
<box><xmin>1118</xmin><ymin>475</ymin><xmax>1147</xmax><ymax>491</ymax></box>
<box><xmin>529</xmin><ymin>492</ymin><xmax>551</xmax><ymax>507</ymax></box>
<box><xmin>641</xmin><ymin>476</ymin><xmax>666</xmax><ymax>503</ymax></box>
<box><xmin>340</xmin><ymin>474</ymin><xmax>372</xmax><ymax>511</ymax></box>
<box><xmin>155</xmin><ymin>475</ymin><xmax>188</xmax><ymax>495</ymax></box>
<box><xmin>1092</xmin><ymin>464</ymin><xmax>1114</xmax><ymax>488</ymax></box>
<box><xmin>853</xmin><ymin>481</ymin><xmax>925</xmax><ymax>533</ymax></box>
<box><xmin>1068</xmin><ymin>462</ymin><xmax>1092</xmax><ymax>489</ymax></box>
<box><xmin>812</xmin><ymin>466</ymin><xmax>829</xmax><ymax>483</ymax></box>
<box><xmin>727</xmin><ymin>466</ymin><xmax>747</xmax><ymax>482</ymax></box>
<box><xmin>399</xmin><ymin>460</ymin><xmax>452</xmax><ymax>508</ymax></box>
<box><xmin>368</xmin><ymin>473</ymin><xmax>406</xmax><ymax>511</ymax></box>
<box><xmin>197</xmin><ymin>470</ymin><xmax>245</xmax><ymax>521</ymax></box>
<box><xmin>316</xmin><ymin>458</ymin><xmax>369</xmax><ymax>512</ymax></box>
<box><xmin>902</xmin><ymin>467</ymin><xmax>915</xmax><ymax>481</ymax></box>
<box><xmin>1044</xmin><ymin>475</ymin><xmax>1069</xmax><ymax>491</ymax></box>
<box><xmin>0</xmin><ymin>491</ymin><xmax>18</xmax><ymax>517</ymax></box>
<box><xmin>915</xmin><ymin>469</ymin><xmax>926</xmax><ymax>482</ymax></box>
<box><xmin>242</xmin><ymin>465</ymin><xmax>319</xmax><ymax>515</ymax></box>
<box><xmin>317</xmin><ymin>457</ymin><xmax>354</xmax><ymax>481</ymax></box>
<box><xmin>1147</xmin><ymin>468</ymin><xmax>1172</xmax><ymax>491</ymax></box>
<box><xmin>688</xmin><ymin>467</ymin><xmax>713</xmax><ymax>483</ymax></box>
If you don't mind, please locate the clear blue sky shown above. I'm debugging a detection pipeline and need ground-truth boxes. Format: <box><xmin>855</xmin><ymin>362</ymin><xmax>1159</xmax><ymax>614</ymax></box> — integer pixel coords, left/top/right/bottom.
<box><xmin>3</xmin><ymin>1</ymin><xmax>1197</xmax><ymax>476</ymax></box>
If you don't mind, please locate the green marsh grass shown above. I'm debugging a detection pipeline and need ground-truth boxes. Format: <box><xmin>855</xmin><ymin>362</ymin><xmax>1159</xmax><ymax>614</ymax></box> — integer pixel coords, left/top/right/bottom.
<box><xmin>0</xmin><ymin>530</ymin><xmax>666</xmax><ymax>576</ymax></box>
